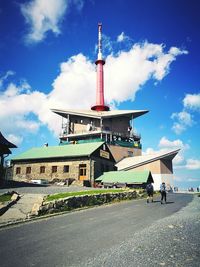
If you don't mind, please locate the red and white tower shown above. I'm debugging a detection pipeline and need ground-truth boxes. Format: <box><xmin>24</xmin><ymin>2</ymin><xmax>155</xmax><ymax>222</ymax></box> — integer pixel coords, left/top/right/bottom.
<box><xmin>91</xmin><ymin>23</ymin><xmax>109</xmax><ymax>111</ymax></box>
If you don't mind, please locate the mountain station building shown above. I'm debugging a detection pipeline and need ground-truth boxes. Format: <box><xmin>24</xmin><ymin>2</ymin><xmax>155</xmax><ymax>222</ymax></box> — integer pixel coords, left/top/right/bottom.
<box><xmin>10</xmin><ymin>24</ymin><xmax>179</xmax><ymax>190</ymax></box>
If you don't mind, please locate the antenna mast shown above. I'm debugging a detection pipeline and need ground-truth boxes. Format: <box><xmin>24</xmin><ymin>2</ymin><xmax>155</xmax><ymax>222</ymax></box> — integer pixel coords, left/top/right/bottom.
<box><xmin>91</xmin><ymin>23</ymin><xmax>109</xmax><ymax>112</ymax></box>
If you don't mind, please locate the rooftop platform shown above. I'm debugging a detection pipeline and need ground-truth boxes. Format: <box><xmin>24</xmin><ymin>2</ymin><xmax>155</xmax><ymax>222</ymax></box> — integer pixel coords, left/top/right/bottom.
<box><xmin>51</xmin><ymin>108</ymin><xmax>149</xmax><ymax>120</ymax></box>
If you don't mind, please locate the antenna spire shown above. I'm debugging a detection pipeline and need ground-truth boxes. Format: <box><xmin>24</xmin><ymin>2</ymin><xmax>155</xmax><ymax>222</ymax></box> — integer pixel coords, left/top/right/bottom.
<box><xmin>91</xmin><ymin>23</ymin><xmax>109</xmax><ymax>112</ymax></box>
<box><xmin>97</xmin><ymin>23</ymin><xmax>103</xmax><ymax>60</ymax></box>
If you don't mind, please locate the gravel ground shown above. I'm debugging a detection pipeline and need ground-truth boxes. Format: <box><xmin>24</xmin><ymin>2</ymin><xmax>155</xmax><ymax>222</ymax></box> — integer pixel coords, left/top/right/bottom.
<box><xmin>81</xmin><ymin>195</ymin><xmax>200</xmax><ymax>267</ymax></box>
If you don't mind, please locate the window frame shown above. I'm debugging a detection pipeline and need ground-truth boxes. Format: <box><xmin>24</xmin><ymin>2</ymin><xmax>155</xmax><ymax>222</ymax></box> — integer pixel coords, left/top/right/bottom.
<box><xmin>52</xmin><ymin>166</ymin><xmax>57</xmax><ymax>173</ymax></box>
<box><xmin>63</xmin><ymin>165</ymin><xmax>69</xmax><ymax>173</ymax></box>
<box><xmin>16</xmin><ymin>167</ymin><xmax>21</xmax><ymax>175</ymax></box>
<box><xmin>40</xmin><ymin>166</ymin><xmax>45</xmax><ymax>174</ymax></box>
<box><xmin>26</xmin><ymin>166</ymin><xmax>31</xmax><ymax>174</ymax></box>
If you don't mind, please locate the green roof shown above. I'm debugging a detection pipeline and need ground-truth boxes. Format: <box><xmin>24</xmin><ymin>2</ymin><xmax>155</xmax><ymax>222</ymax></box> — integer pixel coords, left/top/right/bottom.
<box><xmin>96</xmin><ymin>170</ymin><xmax>153</xmax><ymax>184</ymax></box>
<box><xmin>12</xmin><ymin>142</ymin><xmax>105</xmax><ymax>161</ymax></box>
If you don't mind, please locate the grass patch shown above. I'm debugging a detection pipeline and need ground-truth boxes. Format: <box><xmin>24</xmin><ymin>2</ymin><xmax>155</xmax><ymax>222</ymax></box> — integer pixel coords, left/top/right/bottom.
<box><xmin>0</xmin><ymin>194</ymin><xmax>12</xmax><ymax>203</ymax></box>
<box><xmin>46</xmin><ymin>189</ymin><xmax>132</xmax><ymax>202</ymax></box>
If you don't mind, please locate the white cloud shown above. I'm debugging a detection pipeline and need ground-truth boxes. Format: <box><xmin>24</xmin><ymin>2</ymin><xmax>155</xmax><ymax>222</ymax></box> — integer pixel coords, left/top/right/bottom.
<box><xmin>183</xmin><ymin>93</ymin><xmax>200</xmax><ymax>111</ymax></box>
<box><xmin>7</xmin><ymin>134</ymin><xmax>23</xmax><ymax>146</ymax></box>
<box><xmin>4</xmin><ymin>81</ymin><xmax>31</xmax><ymax>97</ymax></box>
<box><xmin>171</xmin><ymin>93</ymin><xmax>200</xmax><ymax>135</ymax></box>
<box><xmin>20</xmin><ymin>0</ymin><xmax>84</xmax><ymax>44</ymax></box>
<box><xmin>117</xmin><ymin>32</ymin><xmax>131</xmax><ymax>43</ymax></box>
<box><xmin>143</xmin><ymin>146</ymin><xmax>184</xmax><ymax>165</ymax></box>
<box><xmin>159</xmin><ymin>136</ymin><xmax>189</xmax><ymax>150</ymax></box>
<box><xmin>144</xmin><ymin>136</ymin><xmax>189</xmax><ymax>166</ymax></box>
<box><xmin>162</xmin><ymin>139</ymin><xmax>200</xmax><ymax>170</ymax></box>
<box><xmin>102</xmin><ymin>34</ymin><xmax>114</xmax><ymax>55</ymax></box>
<box><xmin>174</xmin><ymin>175</ymin><xmax>200</xmax><ymax>183</ymax></box>
<box><xmin>0</xmin><ymin>40</ymin><xmax>187</xmax><ymax>144</ymax></box>
<box><xmin>185</xmin><ymin>159</ymin><xmax>200</xmax><ymax>170</ymax></box>
<box><xmin>171</xmin><ymin>123</ymin><xmax>186</xmax><ymax>135</ymax></box>
<box><xmin>105</xmin><ymin>42</ymin><xmax>187</xmax><ymax>104</ymax></box>
<box><xmin>187</xmin><ymin>178</ymin><xmax>200</xmax><ymax>182</ymax></box>
<box><xmin>0</xmin><ymin>71</ymin><xmax>15</xmax><ymax>88</ymax></box>
<box><xmin>173</xmin><ymin>175</ymin><xmax>185</xmax><ymax>182</ymax></box>
<box><xmin>0</xmin><ymin>80</ymin><xmax>46</xmax><ymax>143</ymax></box>
<box><xmin>171</xmin><ymin>111</ymin><xmax>194</xmax><ymax>134</ymax></box>
<box><xmin>159</xmin><ymin>136</ymin><xmax>190</xmax><ymax>165</ymax></box>
<box><xmin>117</xmin><ymin>32</ymin><xmax>125</xmax><ymax>42</ymax></box>
<box><xmin>171</xmin><ymin>111</ymin><xmax>194</xmax><ymax>126</ymax></box>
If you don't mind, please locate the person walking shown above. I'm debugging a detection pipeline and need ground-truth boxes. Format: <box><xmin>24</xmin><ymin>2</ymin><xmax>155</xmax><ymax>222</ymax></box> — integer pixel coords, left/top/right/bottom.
<box><xmin>146</xmin><ymin>182</ymin><xmax>154</xmax><ymax>203</ymax></box>
<box><xmin>160</xmin><ymin>182</ymin><xmax>167</xmax><ymax>204</ymax></box>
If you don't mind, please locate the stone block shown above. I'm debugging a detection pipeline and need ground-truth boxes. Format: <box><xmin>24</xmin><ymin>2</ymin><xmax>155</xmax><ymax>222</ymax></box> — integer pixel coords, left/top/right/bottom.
<box><xmin>31</xmin><ymin>203</ymin><xmax>41</xmax><ymax>216</ymax></box>
<box><xmin>11</xmin><ymin>193</ymin><xmax>20</xmax><ymax>202</ymax></box>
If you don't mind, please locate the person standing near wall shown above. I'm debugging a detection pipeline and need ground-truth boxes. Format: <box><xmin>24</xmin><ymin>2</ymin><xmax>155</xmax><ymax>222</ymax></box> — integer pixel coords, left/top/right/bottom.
<box><xmin>146</xmin><ymin>183</ymin><xmax>154</xmax><ymax>203</ymax></box>
<box><xmin>160</xmin><ymin>182</ymin><xmax>167</xmax><ymax>204</ymax></box>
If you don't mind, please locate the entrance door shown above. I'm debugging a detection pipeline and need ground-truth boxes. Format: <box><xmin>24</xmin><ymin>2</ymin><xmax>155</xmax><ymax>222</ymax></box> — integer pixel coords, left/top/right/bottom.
<box><xmin>79</xmin><ymin>164</ymin><xmax>87</xmax><ymax>180</ymax></box>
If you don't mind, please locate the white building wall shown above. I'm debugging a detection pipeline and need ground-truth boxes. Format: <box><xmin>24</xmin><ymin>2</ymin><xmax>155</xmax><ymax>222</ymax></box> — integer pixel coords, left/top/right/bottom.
<box><xmin>152</xmin><ymin>174</ymin><xmax>174</xmax><ymax>191</ymax></box>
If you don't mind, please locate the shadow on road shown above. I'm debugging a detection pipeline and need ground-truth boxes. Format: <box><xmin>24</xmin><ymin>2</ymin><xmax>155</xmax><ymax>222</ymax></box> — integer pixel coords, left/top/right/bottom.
<box><xmin>148</xmin><ymin>200</ymin><xmax>175</xmax><ymax>204</ymax></box>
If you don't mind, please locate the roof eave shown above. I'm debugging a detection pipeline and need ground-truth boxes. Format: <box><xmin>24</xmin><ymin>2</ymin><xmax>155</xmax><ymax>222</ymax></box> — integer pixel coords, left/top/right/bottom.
<box><xmin>51</xmin><ymin>109</ymin><xmax>149</xmax><ymax>120</ymax></box>
<box><xmin>12</xmin><ymin>153</ymin><xmax>93</xmax><ymax>161</ymax></box>
<box><xmin>117</xmin><ymin>149</ymin><xmax>181</xmax><ymax>171</ymax></box>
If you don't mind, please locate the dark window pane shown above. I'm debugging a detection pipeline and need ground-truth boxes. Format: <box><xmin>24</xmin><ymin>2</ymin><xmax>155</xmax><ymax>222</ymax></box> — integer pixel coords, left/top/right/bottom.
<box><xmin>52</xmin><ymin>166</ymin><xmax>57</xmax><ymax>173</ymax></box>
<box><xmin>63</xmin><ymin>165</ymin><xmax>69</xmax><ymax>173</ymax></box>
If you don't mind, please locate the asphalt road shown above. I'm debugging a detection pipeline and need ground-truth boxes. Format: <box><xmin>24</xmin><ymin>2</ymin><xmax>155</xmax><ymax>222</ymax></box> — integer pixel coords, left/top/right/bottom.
<box><xmin>0</xmin><ymin>193</ymin><xmax>198</xmax><ymax>267</ymax></box>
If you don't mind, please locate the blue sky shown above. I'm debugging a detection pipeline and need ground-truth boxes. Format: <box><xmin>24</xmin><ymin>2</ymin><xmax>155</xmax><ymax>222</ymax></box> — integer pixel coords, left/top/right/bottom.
<box><xmin>0</xmin><ymin>0</ymin><xmax>200</xmax><ymax>189</ymax></box>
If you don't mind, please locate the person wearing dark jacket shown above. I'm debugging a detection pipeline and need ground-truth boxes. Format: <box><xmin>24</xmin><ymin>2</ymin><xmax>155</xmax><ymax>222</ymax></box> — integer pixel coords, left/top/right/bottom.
<box><xmin>146</xmin><ymin>183</ymin><xmax>154</xmax><ymax>203</ymax></box>
<box><xmin>160</xmin><ymin>182</ymin><xmax>167</xmax><ymax>204</ymax></box>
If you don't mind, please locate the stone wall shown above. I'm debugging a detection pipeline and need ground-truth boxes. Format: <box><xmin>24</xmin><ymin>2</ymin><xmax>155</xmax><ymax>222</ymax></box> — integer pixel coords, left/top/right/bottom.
<box><xmin>13</xmin><ymin>158</ymin><xmax>91</xmax><ymax>182</ymax></box>
<box><xmin>38</xmin><ymin>191</ymin><xmax>139</xmax><ymax>216</ymax></box>
<box><xmin>12</xmin><ymin>155</ymin><xmax>116</xmax><ymax>183</ymax></box>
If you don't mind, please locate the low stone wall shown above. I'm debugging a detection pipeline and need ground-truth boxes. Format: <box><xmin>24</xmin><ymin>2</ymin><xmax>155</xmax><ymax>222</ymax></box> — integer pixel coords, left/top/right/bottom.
<box><xmin>38</xmin><ymin>191</ymin><xmax>141</xmax><ymax>216</ymax></box>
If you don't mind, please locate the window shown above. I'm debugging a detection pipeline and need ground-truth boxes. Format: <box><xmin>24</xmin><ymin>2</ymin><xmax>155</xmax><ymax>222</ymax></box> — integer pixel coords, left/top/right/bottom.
<box><xmin>26</xmin><ymin>167</ymin><xmax>31</xmax><ymax>174</ymax></box>
<box><xmin>52</xmin><ymin>166</ymin><xmax>57</xmax><ymax>173</ymax></box>
<box><xmin>16</xmin><ymin>167</ymin><xmax>21</xmax><ymax>174</ymax></box>
<box><xmin>40</xmin><ymin>166</ymin><xmax>45</xmax><ymax>173</ymax></box>
<box><xmin>63</xmin><ymin>165</ymin><xmax>69</xmax><ymax>173</ymax></box>
<box><xmin>128</xmin><ymin>151</ymin><xmax>133</xmax><ymax>157</ymax></box>
<box><xmin>79</xmin><ymin>164</ymin><xmax>86</xmax><ymax>176</ymax></box>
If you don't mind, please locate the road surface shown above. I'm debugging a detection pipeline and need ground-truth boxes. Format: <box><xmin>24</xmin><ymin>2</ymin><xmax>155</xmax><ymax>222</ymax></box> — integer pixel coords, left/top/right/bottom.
<box><xmin>0</xmin><ymin>193</ymin><xmax>199</xmax><ymax>267</ymax></box>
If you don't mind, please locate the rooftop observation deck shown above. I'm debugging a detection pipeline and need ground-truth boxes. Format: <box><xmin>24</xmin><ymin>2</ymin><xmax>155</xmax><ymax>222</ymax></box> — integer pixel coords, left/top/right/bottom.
<box><xmin>59</xmin><ymin>130</ymin><xmax>142</xmax><ymax>149</ymax></box>
<box><xmin>60</xmin><ymin>138</ymin><xmax>142</xmax><ymax>149</ymax></box>
<box><xmin>60</xmin><ymin>129</ymin><xmax>141</xmax><ymax>141</ymax></box>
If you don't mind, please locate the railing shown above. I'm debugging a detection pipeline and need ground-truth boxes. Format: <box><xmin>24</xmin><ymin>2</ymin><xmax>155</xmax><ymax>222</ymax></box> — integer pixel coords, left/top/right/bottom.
<box><xmin>60</xmin><ymin>129</ymin><xmax>141</xmax><ymax>140</ymax></box>
<box><xmin>59</xmin><ymin>138</ymin><xmax>142</xmax><ymax>149</ymax></box>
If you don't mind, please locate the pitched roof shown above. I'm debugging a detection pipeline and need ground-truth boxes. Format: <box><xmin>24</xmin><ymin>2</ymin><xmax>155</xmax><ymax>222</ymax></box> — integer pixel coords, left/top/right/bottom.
<box><xmin>51</xmin><ymin>108</ymin><xmax>148</xmax><ymax>120</ymax></box>
<box><xmin>116</xmin><ymin>149</ymin><xmax>180</xmax><ymax>171</ymax></box>
<box><xmin>12</xmin><ymin>142</ymin><xmax>105</xmax><ymax>161</ymax></box>
<box><xmin>96</xmin><ymin>170</ymin><xmax>153</xmax><ymax>184</ymax></box>
<box><xmin>0</xmin><ymin>132</ymin><xmax>17</xmax><ymax>148</ymax></box>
